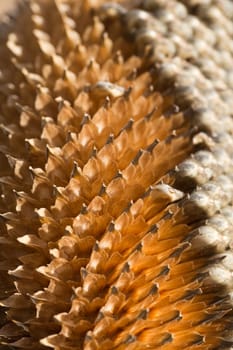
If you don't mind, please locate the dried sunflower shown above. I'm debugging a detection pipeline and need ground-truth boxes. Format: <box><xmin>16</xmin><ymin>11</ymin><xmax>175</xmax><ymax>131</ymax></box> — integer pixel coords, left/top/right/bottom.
<box><xmin>0</xmin><ymin>1</ymin><xmax>233</xmax><ymax>349</ymax></box>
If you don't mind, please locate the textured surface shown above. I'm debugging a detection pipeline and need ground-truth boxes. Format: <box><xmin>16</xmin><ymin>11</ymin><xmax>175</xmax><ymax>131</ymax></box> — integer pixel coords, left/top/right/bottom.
<box><xmin>0</xmin><ymin>0</ymin><xmax>233</xmax><ymax>349</ymax></box>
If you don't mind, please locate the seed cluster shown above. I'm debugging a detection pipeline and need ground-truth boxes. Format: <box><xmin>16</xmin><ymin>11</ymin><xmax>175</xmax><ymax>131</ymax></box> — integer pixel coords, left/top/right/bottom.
<box><xmin>0</xmin><ymin>1</ymin><xmax>233</xmax><ymax>349</ymax></box>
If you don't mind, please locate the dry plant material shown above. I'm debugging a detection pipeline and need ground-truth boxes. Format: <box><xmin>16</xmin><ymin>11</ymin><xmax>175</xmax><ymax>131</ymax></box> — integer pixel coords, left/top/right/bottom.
<box><xmin>0</xmin><ymin>0</ymin><xmax>233</xmax><ymax>349</ymax></box>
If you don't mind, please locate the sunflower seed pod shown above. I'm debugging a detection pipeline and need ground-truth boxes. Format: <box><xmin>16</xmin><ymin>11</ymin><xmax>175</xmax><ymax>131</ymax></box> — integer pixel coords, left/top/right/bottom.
<box><xmin>0</xmin><ymin>1</ymin><xmax>233</xmax><ymax>350</ymax></box>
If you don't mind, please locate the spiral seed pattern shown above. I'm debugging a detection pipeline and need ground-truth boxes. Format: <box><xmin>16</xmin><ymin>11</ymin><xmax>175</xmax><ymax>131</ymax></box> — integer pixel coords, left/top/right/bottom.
<box><xmin>0</xmin><ymin>1</ymin><xmax>233</xmax><ymax>349</ymax></box>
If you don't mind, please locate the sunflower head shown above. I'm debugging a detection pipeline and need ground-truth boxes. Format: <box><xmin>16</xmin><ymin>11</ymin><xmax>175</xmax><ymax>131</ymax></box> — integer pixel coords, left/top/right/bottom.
<box><xmin>0</xmin><ymin>1</ymin><xmax>233</xmax><ymax>349</ymax></box>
